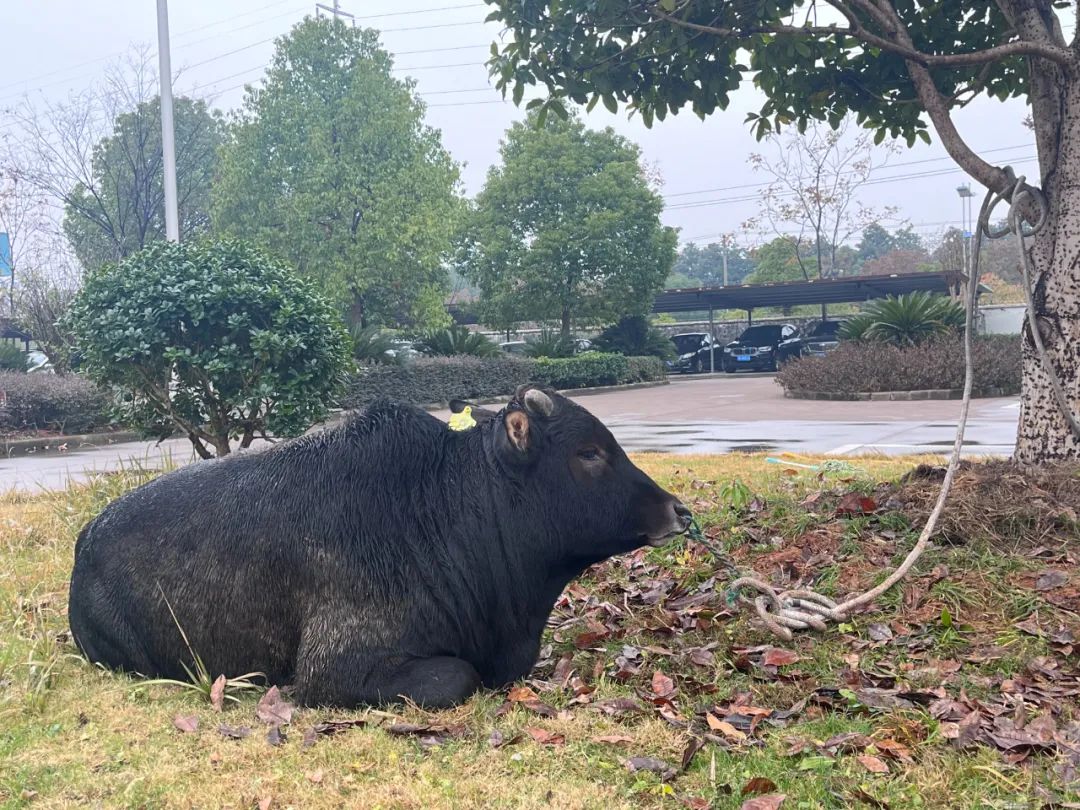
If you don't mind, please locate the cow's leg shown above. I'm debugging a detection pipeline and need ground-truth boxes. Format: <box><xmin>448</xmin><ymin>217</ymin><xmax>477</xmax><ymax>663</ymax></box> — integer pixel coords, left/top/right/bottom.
<box><xmin>296</xmin><ymin>651</ymin><xmax>481</xmax><ymax>709</ymax></box>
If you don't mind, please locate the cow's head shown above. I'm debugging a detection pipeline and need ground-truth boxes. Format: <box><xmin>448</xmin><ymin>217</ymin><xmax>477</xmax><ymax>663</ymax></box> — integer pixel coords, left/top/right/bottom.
<box><xmin>460</xmin><ymin>386</ymin><xmax>691</xmax><ymax>561</ymax></box>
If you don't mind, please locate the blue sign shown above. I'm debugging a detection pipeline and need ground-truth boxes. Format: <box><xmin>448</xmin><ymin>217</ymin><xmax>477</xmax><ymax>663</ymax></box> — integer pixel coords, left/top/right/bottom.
<box><xmin>0</xmin><ymin>233</ymin><xmax>10</xmax><ymax>279</ymax></box>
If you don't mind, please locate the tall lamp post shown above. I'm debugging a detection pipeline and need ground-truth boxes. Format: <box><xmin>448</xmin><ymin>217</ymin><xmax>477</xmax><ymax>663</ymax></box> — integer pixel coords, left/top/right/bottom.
<box><xmin>957</xmin><ymin>184</ymin><xmax>975</xmax><ymax>287</ymax></box>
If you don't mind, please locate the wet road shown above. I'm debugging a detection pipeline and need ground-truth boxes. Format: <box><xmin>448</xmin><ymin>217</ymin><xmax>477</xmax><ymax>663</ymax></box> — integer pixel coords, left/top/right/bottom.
<box><xmin>1</xmin><ymin>374</ymin><xmax>1018</xmax><ymax>493</ymax></box>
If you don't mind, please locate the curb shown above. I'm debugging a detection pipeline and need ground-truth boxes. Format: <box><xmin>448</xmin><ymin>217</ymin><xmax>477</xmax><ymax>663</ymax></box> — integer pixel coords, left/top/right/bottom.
<box><xmin>2</xmin><ymin>430</ymin><xmax>143</xmax><ymax>455</ymax></box>
<box><xmin>783</xmin><ymin>386</ymin><xmax>1011</xmax><ymax>401</ymax></box>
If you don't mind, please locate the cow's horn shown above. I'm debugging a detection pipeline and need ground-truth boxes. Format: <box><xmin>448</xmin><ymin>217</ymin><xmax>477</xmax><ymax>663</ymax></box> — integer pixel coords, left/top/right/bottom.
<box><xmin>524</xmin><ymin>388</ymin><xmax>554</xmax><ymax>417</ymax></box>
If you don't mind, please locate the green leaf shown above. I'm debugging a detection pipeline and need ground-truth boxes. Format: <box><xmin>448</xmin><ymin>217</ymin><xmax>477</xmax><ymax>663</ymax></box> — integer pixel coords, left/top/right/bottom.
<box><xmin>602</xmin><ymin>94</ymin><xmax>618</xmax><ymax>114</ymax></box>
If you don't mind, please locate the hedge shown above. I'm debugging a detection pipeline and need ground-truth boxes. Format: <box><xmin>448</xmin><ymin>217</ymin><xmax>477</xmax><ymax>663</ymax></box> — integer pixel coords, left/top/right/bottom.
<box><xmin>0</xmin><ymin>372</ymin><xmax>113</xmax><ymax>434</ymax></box>
<box><xmin>341</xmin><ymin>352</ymin><xmax>665</xmax><ymax>409</ymax></box>
<box><xmin>774</xmin><ymin>335</ymin><xmax>1021</xmax><ymax>395</ymax></box>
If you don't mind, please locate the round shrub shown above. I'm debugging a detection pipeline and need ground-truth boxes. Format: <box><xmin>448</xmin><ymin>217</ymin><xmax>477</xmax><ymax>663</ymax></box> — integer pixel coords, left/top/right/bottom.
<box><xmin>67</xmin><ymin>239</ymin><xmax>350</xmax><ymax>457</ymax></box>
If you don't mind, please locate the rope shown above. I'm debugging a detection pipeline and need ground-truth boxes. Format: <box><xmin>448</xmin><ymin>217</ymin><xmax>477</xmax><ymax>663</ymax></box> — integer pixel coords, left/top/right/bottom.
<box><xmin>722</xmin><ymin>167</ymin><xmax>1047</xmax><ymax>641</ymax></box>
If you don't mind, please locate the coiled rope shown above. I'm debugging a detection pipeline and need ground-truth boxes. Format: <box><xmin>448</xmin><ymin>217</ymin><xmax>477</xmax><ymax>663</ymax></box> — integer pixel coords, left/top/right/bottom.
<box><xmin>723</xmin><ymin>167</ymin><xmax>1072</xmax><ymax>640</ymax></box>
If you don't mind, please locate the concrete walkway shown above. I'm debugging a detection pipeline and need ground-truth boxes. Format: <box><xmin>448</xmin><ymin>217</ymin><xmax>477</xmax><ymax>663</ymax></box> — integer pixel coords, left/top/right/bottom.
<box><xmin>1</xmin><ymin>374</ymin><xmax>1018</xmax><ymax>493</ymax></box>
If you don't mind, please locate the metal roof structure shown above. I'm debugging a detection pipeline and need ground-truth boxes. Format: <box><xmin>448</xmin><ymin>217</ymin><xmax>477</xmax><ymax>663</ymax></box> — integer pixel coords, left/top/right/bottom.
<box><xmin>653</xmin><ymin>271</ymin><xmax>965</xmax><ymax>314</ymax></box>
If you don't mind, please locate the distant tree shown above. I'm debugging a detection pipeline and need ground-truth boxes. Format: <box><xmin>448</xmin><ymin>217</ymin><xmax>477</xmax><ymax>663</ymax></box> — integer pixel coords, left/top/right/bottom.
<box><xmin>747</xmin><ymin>237</ymin><xmax>816</xmax><ymax>284</ymax></box>
<box><xmin>672</xmin><ymin>239</ymin><xmax>755</xmax><ymax>286</ymax></box>
<box><xmin>746</xmin><ymin>119</ymin><xmax>897</xmax><ymax>281</ymax></box>
<box><xmin>68</xmin><ymin>240</ymin><xmax>349</xmax><ymax>459</ymax></box>
<box><xmin>12</xmin><ymin>236</ymin><xmax>82</xmax><ymax>374</ymax></box>
<box><xmin>4</xmin><ymin>53</ymin><xmax>222</xmax><ymax>272</ymax></box>
<box><xmin>591</xmin><ymin>315</ymin><xmax>675</xmax><ymax>360</ymax></box>
<box><xmin>860</xmin><ymin>248</ymin><xmax>931</xmax><ymax>276</ymax></box>
<box><xmin>462</xmin><ymin>112</ymin><xmax>676</xmax><ymax>338</ymax></box>
<box><xmin>892</xmin><ymin>226</ymin><xmax>924</xmax><ymax>253</ymax></box>
<box><xmin>214</xmin><ymin>18</ymin><xmax>462</xmax><ymax>328</ymax></box>
<box><xmin>857</xmin><ymin>224</ymin><xmax>895</xmax><ymax>262</ymax></box>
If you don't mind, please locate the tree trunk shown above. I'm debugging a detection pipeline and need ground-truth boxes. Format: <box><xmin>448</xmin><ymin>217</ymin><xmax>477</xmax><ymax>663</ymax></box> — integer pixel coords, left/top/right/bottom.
<box><xmin>561</xmin><ymin>307</ymin><xmax>571</xmax><ymax>340</ymax></box>
<box><xmin>1014</xmin><ymin>69</ymin><xmax>1080</xmax><ymax>465</ymax></box>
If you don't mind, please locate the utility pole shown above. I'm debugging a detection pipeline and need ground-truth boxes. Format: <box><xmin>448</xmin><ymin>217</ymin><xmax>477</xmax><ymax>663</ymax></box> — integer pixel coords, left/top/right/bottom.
<box><xmin>315</xmin><ymin>2</ymin><xmax>355</xmax><ymax>24</ymax></box>
<box><xmin>156</xmin><ymin>0</ymin><xmax>179</xmax><ymax>242</ymax></box>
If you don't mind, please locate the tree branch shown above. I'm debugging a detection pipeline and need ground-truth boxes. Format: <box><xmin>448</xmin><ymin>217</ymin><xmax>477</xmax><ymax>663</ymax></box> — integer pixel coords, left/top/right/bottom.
<box><xmin>650</xmin><ymin>2</ymin><xmax>1076</xmax><ymax>67</ymax></box>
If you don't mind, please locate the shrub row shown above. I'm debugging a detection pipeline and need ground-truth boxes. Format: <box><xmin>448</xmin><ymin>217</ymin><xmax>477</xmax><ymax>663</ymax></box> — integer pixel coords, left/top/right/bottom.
<box><xmin>341</xmin><ymin>352</ymin><xmax>666</xmax><ymax>409</ymax></box>
<box><xmin>775</xmin><ymin>335</ymin><xmax>1021</xmax><ymax>395</ymax></box>
<box><xmin>0</xmin><ymin>372</ymin><xmax>114</xmax><ymax>434</ymax></box>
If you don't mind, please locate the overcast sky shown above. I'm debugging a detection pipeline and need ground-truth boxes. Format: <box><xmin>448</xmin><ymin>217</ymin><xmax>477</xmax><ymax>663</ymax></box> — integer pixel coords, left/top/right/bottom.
<box><xmin>1</xmin><ymin>0</ymin><xmax>1055</xmax><ymax>249</ymax></box>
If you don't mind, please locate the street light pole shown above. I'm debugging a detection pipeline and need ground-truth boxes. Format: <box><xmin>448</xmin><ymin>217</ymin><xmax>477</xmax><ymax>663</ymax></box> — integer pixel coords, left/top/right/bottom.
<box><xmin>956</xmin><ymin>184</ymin><xmax>975</xmax><ymax>286</ymax></box>
<box><xmin>156</xmin><ymin>0</ymin><xmax>179</xmax><ymax>242</ymax></box>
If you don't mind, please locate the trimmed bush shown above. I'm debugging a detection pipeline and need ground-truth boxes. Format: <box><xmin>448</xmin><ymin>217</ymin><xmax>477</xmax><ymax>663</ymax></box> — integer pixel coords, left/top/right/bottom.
<box><xmin>342</xmin><ymin>356</ymin><xmax>535</xmax><ymax>408</ymax></box>
<box><xmin>0</xmin><ymin>372</ymin><xmax>112</xmax><ymax>434</ymax></box>
<box><xmin>341</xmin><ymin>352</ymin><xmax>666</xmax><ymax>408</ymax></box>
<box><xmin>0</xmin><ymin>343</ymin><xmax>27</xmax><ymax>372</ymax></box>
<box><xmin>533</xmin><ymin>352</ymin><xmax>629</xmax><ymax>389</ymax></box>
<box><xmin>775</xmin><ymin>335</ymin><xmax>1021</xmax><ymax>395</ymax></box>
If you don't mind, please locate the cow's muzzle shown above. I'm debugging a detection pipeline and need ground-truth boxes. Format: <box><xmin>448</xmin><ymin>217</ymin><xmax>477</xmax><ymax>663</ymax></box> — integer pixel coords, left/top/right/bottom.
<box><xmin>645</xmin><ymin>502</ymin><xmax>693</xmax><ymax>547</ymax></box>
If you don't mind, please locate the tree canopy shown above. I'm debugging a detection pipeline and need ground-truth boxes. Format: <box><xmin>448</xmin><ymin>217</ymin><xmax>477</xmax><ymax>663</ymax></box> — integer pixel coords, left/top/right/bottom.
<box><xmin>60</xmin><ymin>96</ymin><xmax>222</xmax><ymax>272</ymax></box>
<box><xmin>213</xmin><ymin>18</ymin><xmax>462</xmax><ymax>328</ymax></box>
<box><xmin>461</xmin><ymin>112</ymin><xmax>677</xmax><ymax>336</ymax></box>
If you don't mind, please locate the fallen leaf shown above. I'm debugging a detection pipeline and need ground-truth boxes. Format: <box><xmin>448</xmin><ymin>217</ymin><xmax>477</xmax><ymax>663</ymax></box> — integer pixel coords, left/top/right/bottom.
<box><xmin>954</xmin><ymin>710</ymin><xmax>982</xmax><ymax>749</ymax></box>
<box><xmin>689</xmin><ymin>648</ymin><xmax>715</xmax><ymax>667</ymax></box>
<box><xmin>591</xmin><ymin>697</ymin><xmax>643</xmax><ymax>715</ymax></box>
<box><xmin>625</xmin><ymin>756</ymin><xmax>676</xmax><ymax>780</ymax></box>
<box><xmin>552</xmin><ymin>654</ymin><xmax>575</xmax><ymax>686</ymax></box>
<box><xmin>1036</xmin><ymin>570</ymin><xmax>1069</xmax><ymax>591</ymax></box>
<box><xmin>1014</xmin><ymin>617</ymin><xmax>1045</xmax><ymax>638</ymax></box>
<box><xmin>525</xmin><ymin>727</ymin><xmax>565</xmax><ymax>746</ymax></box>
<box><xmin>304</xmin><ymin>718</ymin><xmax>366</xmax><ymax>746</ymax></box>
<box><xmin>210</xmin><ymin>674</ymin><xmax>226</xmax><ymax>712</ymax></box>
<box><xmin>256</xmin><ymin>686</ymin><xmax>295</xmax><ymax>726</ymax></box>
<box><xmin>652</xmin><ymin>670</ymin><xmax>675</xmax><ymax>697</ymax></box>
<box><xmin>217</xmin><ymin>724</ymin><xmax>251</xmax><ymax>740</ymax></box>
<box><xmin>762</xmin><ymin>648</ymin><xmax>800</xmax><ymax>667</ymax></box>
<box><xmin>258</xmin><ymin>798</ymin><xmax>272</xmax><ymax>810</ymax></box>
<box><xmin>836</xmin><ymin>492</ymin><xmax>876</xmax><ymax>516</ymax></box>
<box><xmin>173</xmin><ymin>714</ymin><xmax>199</xmax><ymax>733</ymax></box>
<box><xmin>682</xmin><ymin>798</ymin><xmax>711</xmax><ymax>810</ymax></box>
<box><xmin>521</xmin><ymin>699</ymin><xmax>558</xmax><ymax>717</ymax></box>
<box><xmin>680</xmin><ymin>737</ymin><xmax>704</xmax><ymax>771</ymax></box>
<box><xmin>858</xmin><ymin>755</ymin><xmax>889</xmax><ymax>774</ymax></box>
<box><xmin>850</xmin><ymin>787</ymin><xmax>891</xmax><ymax>808</ymax></box>
<box><xmin>741</xmin><ymin>794</ymin><xmax>786</xmax><ymax>810</ymax></box>
<box><xmin>741</xmin><ymin>776</ymin><xmax>778</xmax><ymax>796</ymax></box>
<box><xmin>591</xmin><ymin>734</ymin><xmax>634</xmax><ymax>745</ymax></box>
<box><xmin>867</xmin><ymin>624</ymin><xmax>893</xmax><ymax>643</ymax></box>
<box><xmin>507</xmin><ymin>686</ymin><xmax>538</xmax><ymax>703</ymax></box>
<box><xmin>306</xmin><ymin>770</ymin><xmax>324</xmax><ymax>784</ymax></box>
<box><xmin>707</xmin><ymin>714</ymin><xmax>747</xmax><ymax>740</ymax></box>
<box><xmin>266</xmin><ymin>725</ymin><xmax>286</xmax><ymax>747</ymax></box>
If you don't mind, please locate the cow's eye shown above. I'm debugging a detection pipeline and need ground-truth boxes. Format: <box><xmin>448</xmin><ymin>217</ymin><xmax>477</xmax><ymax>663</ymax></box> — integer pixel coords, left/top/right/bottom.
<box><xmin>578</xmin><ymin>446</ymin><xmax>601</xmax><ymax>462</ymax></box>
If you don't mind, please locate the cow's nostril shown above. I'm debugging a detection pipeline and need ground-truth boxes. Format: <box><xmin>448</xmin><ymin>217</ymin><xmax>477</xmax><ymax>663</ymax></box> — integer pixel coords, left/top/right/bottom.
<box><xmin>673</xmin><ymin>502</ymin><xmax>692</xmax><ymax>528</ymax></box>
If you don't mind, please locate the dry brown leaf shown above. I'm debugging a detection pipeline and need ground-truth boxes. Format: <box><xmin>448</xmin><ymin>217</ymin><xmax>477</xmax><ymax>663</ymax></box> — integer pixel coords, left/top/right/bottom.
<box><xmin>741</xmin><ymin>776</ymin><xmax>779</xmax><ymax>796</ymax></box>
<box><xmin>507</xmin><ymin>686</ymin><xmax>538</xmax><ymax>703</ymax></box>
<box><xmin>525</xmin><ymin>727</ymin><xmax>565</xmax><ymax>746</ymax></box>
<box><xmin>741</xmin><ymin>794</ymin><xmax>786</xmax><ymax>810</ymax></box>
<box><xmin>591</xmin><ymin>734</ymin><xmax>634</xmax><ymax>745</ymax></box>
<box><xmin>306</xmin><ymin>770</ymin><xmax>324</xmax><ymax>784</ymax></box>
<box><xmin>652</xmin><ymin>670</ymin><xmax>675</xmax><ymax>697</ymax></box>
<box><xmin>707</xmin><ymin>714</ymin><xmax>747</xmax><ymax>740</ymax></box>
<box><xmin>210</xmin><ymin>674</ymin><xmax>226</xmax><ymax>713</ymax></box>
<box><xmin>173</xmin><ymin>714</ymin><xmax>199</xmax><ymax>734</ymax></box>
<box><xmin>762</xmin><ymin>647</ymin><xmax>800</xmax><ymax>667</ymax></box>
<box><xmin>858</xmin><ymin>755</ymin><xmax>890</xmax><ymax>774</ymax></box>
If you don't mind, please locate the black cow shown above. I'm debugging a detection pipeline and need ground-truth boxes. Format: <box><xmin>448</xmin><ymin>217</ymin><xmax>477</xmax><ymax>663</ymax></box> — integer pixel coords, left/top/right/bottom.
<box><xmin>68</xmin><ymin>386</ymin><xmax>690</xmax><ymax>708</ymax></box>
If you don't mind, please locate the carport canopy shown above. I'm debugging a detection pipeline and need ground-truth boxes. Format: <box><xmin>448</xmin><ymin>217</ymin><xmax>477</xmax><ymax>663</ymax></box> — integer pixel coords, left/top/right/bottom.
<box><xmin>653</xmin><ymin>271</ymin><xmax>967</xmax><ymax>315</ymax></box>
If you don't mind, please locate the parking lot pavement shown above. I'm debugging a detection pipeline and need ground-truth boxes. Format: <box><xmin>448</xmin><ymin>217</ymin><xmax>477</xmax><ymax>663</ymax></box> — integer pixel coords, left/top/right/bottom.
<box><xmin>1</xmin><ymin>374</ymin><xmax>1019</xmax><ymax>493</ymax></box>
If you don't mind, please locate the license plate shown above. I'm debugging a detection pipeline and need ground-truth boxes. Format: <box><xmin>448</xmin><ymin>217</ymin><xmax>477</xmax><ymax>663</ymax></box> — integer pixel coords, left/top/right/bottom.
<box><xmin>736</xmin><ymin>355</ymin><xmax>751</xmax><ymax>362</ymax></box>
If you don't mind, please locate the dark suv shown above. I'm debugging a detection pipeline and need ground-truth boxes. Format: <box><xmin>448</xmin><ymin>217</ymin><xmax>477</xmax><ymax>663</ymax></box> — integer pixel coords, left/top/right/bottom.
<box><xmin>776</xmin><ymin>320</ymin><xmax>843</xmax><ymax>364</ymax></box>
<box><xmin>668</xmin><ymin>332</ymin><xmax>719</xmax><ymax>373</ymax></box>
<box><xmin>722</xmin><ymin>323</ymin><xmax>797</xmax><ymax>372</ymax></box>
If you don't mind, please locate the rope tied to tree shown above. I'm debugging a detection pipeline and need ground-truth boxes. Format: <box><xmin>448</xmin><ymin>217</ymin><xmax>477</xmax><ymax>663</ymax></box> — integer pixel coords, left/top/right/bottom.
<box><xmin>721</xmin><ymin>165</ymin><xmax>1063</xmax><ymax>641</ymax></box>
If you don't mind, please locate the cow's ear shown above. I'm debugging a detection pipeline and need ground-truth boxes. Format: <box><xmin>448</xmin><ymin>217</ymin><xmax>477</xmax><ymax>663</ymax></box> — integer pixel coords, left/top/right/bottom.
<box><xmin>505</xmin><ymin>409</ymin><xmax>531</xmax><ymax>452</ymax></box>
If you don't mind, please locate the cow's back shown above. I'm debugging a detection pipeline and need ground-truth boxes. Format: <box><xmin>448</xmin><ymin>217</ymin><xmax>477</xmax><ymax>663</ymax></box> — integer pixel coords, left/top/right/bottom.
<box><xmin>68</xmin><ymin>402</ymin><xmax>457</xmax><ymax>682</ymax></box>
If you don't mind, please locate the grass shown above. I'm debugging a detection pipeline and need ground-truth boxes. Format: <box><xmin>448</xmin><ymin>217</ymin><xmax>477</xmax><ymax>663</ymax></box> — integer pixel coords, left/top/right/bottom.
<box><xmin>0</xmin><ymin>453</ymin><xmax>1076</xmax><ymax>808</ymax></box>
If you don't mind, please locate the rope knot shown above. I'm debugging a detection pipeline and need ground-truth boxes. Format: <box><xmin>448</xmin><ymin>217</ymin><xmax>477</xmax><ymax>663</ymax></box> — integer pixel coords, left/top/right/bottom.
<box><xmin>726</xmin><ymin>577</ymin><xmax>845</xmax><ymax>641</ymax></box>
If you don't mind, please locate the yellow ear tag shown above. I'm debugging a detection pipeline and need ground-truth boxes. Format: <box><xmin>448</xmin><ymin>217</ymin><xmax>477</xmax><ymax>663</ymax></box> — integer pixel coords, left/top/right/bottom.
<box><xmin>448</xmin><ymin>405</ymin><xmax>476</xmax><ymax>431</ymax></box>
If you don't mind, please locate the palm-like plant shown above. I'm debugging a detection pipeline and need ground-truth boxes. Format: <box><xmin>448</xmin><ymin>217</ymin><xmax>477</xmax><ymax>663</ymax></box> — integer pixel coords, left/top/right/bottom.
<box><xmin>351</xmin><ymin>325</ymin><xmax>402</xmax><ymax>365</ymax></box>
<box><xmin>851</xmin><ymin>292</ymin><xmax>966</xmax><ymax>346</ymax></box>
<box><xmin>524</xmin><ymin>329</ymin><xmax>576</xmax><ymax>358</ymax></box>
<box><xmin>837</xmin><ymin>312</ymin><xmax>876</xmax><ymax>342</ymax></box>
<box><xmin>591</xmin><ymin>315</ymin><xmax>677</xmax><ymax>360</ymax></box>
<box><xmin>416</xmin><ymin>324</ymin><xmax>500</xmax><ymax>358</ymax></box>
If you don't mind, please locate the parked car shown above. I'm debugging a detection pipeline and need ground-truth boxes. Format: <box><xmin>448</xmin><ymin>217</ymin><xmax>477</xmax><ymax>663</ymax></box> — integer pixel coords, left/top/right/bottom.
<box><xmin>26</xmin><ymin>350</ymin><xmax>53</xmax><ymax>373</ymax></box>
<box><xmin>776</xmin><ymin>320</ymin><xmax>843</xmax><ymax>364</ymax></box>
<box><xmin>668</xmin><ymin>332</ymin><xmax>719</xmax><ymax>373</ymax></box>
<box><xmin>722</xmin><ymin>323</ymin><xmax>798</xmax><ymax>373</ymax></box>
